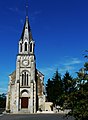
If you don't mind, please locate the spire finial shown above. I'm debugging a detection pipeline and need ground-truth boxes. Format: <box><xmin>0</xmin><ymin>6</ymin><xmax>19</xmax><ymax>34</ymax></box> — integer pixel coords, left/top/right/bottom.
<box><xmin>26</xmin><ymin>0</ymin><xmax>28</xmax><ymax>18</ymax></box>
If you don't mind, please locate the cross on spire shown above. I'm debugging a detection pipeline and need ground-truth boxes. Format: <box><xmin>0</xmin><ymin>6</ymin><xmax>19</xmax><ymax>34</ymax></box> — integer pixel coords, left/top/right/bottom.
<box><xmin>26</xmin><ymin>0</ymin><xmax>28</xmax><ymax>18</ymax></box>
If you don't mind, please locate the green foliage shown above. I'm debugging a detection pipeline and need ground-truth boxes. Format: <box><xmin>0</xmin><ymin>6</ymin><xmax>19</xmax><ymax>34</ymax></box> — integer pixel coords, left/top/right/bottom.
<box><xmin>46</xmin><ymin>55</ymin><xmax>88</xmax><ymax>120</ymax></box>
<box><xmin>46</xmin><ymin>70</ymin><xmax>63</xmax><ymax>106</ymax></box>
<box><xmin>52</xmin><ymin>70</ymin><xmax>63</xmax><ymax>105</ymax></box>
<box><xmin>46</xmin><ymin>70</ymin><xmax>75</xmax><ymax>107</ymax></box>
<box><xmin>46</xmin><ymin>62</ymin><xmax>88</xmax><ymax>119</ymax></box>
<box><xmin>46</xmin><ymin>79</ymin><xmax>54</xmax><ymax>102</ymax></box>
<box><xmin>63</xmin><ymin>71</ymin><xmax>76</xmax><ymax>94</ymax></box>
<box><xmin>84</xmin><ymin>62</ymin><xmax>88</xmax><ymax>71</ymax></box>
<box><xmin>64</xmin><ymin>62</ymin><xmax>88</xmax><ymax>120</ymax></box>
<box><xmin>0</xmin><ymin>93</ymin><xmax>6</xmax><ymax>108</ymax></box>
<box><xmin>64</xmin><ymin>88</ymin><xmax>88</xmax><ymax>120</ymax></box>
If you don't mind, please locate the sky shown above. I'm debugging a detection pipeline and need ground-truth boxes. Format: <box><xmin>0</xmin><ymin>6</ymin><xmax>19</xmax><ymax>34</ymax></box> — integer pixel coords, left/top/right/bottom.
<box><xmin>0</xmin><ymin>0</ymin><xmax>88</xmax><ymax>94</ymax></box>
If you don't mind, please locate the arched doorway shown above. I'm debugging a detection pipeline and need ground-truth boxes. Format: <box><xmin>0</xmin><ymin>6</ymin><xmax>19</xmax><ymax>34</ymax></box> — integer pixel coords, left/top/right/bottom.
<box><xmin>21</xmin><ymin>90</ymin><xmax>29</xmax><ymax>109</ymax></box>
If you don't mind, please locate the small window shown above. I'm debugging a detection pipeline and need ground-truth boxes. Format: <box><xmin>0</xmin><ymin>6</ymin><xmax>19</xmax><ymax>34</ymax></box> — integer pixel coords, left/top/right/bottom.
<box><xmin>25</xmin><ymin>42</ymin><xmax>27</xmax><ymax>51</ymax></box>
<box><xmin>20</xmin><ymin>43</ymin><xmax>22</xmax><ymax>52</ymax></box>
<box><xmin>24</xmin><ymin>72</ymin><xmax>26</xmax><ymax>86</ymax></box>
<box><xmin>30</xmin><ymin>43</ymin><xmax>32</xmax><ymax>52</ymax></box>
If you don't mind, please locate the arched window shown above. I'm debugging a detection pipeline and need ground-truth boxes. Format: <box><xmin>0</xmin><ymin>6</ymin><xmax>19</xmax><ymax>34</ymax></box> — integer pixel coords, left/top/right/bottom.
<box><xmin>24</xmin><ymin>72</ymin><xmax>26</xmax><ymax>86</ymax></box>
<box><xmin>20</xmin><ymin>43</ymin><xmax>22</xmax><ymax>52</ymax></box>
<box><xmin>30</xmin><ymin>43</ymin><xmax>32</xmax><ymax>52</ymax></box>
<box><xmin>25</xmin><ymin>42</ymin><xmax>27</xmax><ymax>51</ymax></box>
<box><xmin>21</xmin><ymin>72</ymin><xmax>29</xmax><ymax>86</ymax></box>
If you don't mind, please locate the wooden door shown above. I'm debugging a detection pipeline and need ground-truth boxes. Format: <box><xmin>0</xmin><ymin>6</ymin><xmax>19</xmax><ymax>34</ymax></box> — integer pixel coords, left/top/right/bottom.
<box><xmin>21</xmin><ymin>97</ymin><xmax>28</xmax><ymax>108</ymax></box>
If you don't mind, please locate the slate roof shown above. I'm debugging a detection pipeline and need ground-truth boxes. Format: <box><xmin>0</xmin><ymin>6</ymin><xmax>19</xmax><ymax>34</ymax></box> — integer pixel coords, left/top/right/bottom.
<box><xmin>20</xmin><ymin>16</ymin><xmax>33</xmax><ymax>42</ymax></box>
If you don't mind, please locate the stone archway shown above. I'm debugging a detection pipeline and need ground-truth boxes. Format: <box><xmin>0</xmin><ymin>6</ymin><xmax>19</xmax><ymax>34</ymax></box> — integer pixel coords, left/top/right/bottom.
<box><xmin>21</xmin><ymin>90</ymin><xmax>29</xmax><ymax>109</ymax></box>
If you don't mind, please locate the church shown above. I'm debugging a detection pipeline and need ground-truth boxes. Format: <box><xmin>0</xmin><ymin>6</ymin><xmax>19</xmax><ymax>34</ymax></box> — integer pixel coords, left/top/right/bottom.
<box><xmin>6</xmin><ymin>12</ymin><xmax>45</xmax><ymax>113</ymax></box>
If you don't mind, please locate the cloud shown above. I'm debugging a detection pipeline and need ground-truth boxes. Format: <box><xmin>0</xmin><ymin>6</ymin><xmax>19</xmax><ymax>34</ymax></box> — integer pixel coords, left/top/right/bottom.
<box><xmin>59</xmin><ymin>65</ymin><xmax>75</xmax><ymax>73</ymax></box>
<box><xmin>39</xmin><ymin>57</ymin><xmax>83</xmax><ymax>82</ymax></box>
<box><xmin>40</xmin><ymin>66</ymin><xmax>56</xmax><ymax>77</ymax></box>
<box><xmin>63</xmin><ymin>58</ymin><xmax>82</xmax><ymax>66</ymax></box>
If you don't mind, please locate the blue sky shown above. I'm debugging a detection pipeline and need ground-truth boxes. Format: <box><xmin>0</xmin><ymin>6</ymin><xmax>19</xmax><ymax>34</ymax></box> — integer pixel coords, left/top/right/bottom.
<box><xmin>0</xmin><ymin>0</ymin><xmax>88</xmax><ymax>94</ymax></box>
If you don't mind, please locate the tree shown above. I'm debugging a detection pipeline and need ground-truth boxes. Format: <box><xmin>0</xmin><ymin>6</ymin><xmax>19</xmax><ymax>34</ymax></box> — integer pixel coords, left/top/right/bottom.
<box><xmin>0</xmin><ymin>93</ymin><xmax>6</xmax><ymax>108</ymax></box>
<box><xmin>46</xmin><ymin>78</ymin><xmax>54</xmax><ymax>102</ymax></box>
<box><xmin>46</xmin><ymin>70</ymin><xmax>63</xmax><ymax>106</ymax></box>
<box><xmin>52</xmin><ymin>70</ymin><xmax>63</xmax><ymax>105</ymax></box>
<box><xmin>64</xmin><ymin>63</ymin><xmax>88</xmax><ymax>120</ymax></box>
<box><xmin>63</xmin><ymin>71</ymin><xmax>75</xmax><ymax>94</ymax></box>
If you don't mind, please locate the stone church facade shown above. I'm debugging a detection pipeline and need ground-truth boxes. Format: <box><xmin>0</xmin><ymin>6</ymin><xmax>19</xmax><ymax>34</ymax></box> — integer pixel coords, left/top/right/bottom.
<box><xmin>6</xmin><ymin>16</ymin><xmax>45</xmax><ymax>113</ymax></box>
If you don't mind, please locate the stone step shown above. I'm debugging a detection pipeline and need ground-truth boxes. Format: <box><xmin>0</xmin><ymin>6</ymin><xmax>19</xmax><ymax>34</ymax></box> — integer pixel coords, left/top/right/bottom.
<box><xmin>18</xmin><ymin>109</ymin><xmax>30</xmax><ymax>114</ymax></box>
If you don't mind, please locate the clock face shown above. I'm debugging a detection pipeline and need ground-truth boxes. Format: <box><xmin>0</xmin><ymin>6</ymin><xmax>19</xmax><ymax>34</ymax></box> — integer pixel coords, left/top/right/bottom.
<box><xmin>22</xmin><ymin>60</ymin><xmax>29</xmax><ymax>66</ymax></box>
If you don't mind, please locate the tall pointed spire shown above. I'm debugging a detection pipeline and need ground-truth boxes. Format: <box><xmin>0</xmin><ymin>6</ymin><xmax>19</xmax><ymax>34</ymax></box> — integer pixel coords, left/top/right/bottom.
<box><xmin>20</xmin><ymin>0</ymin><xmax>33</xmax><ymax>41</ymax></box>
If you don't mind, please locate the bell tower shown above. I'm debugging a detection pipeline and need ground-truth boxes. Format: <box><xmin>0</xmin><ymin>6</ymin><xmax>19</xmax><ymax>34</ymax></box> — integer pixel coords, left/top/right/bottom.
<box><xmin>19</xmin><ymin>16</ymin><xmax>35</xmax><ymax>55</ymax></box>
<box><xmin>6</xmin><ymin>0</ymin><xmax>45</xmax><ymax>114</ymax></box>
<box><xmin>15</xmin><ymin>1</ymin><xmax>36</xmax><ymax>113</ymax></box>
